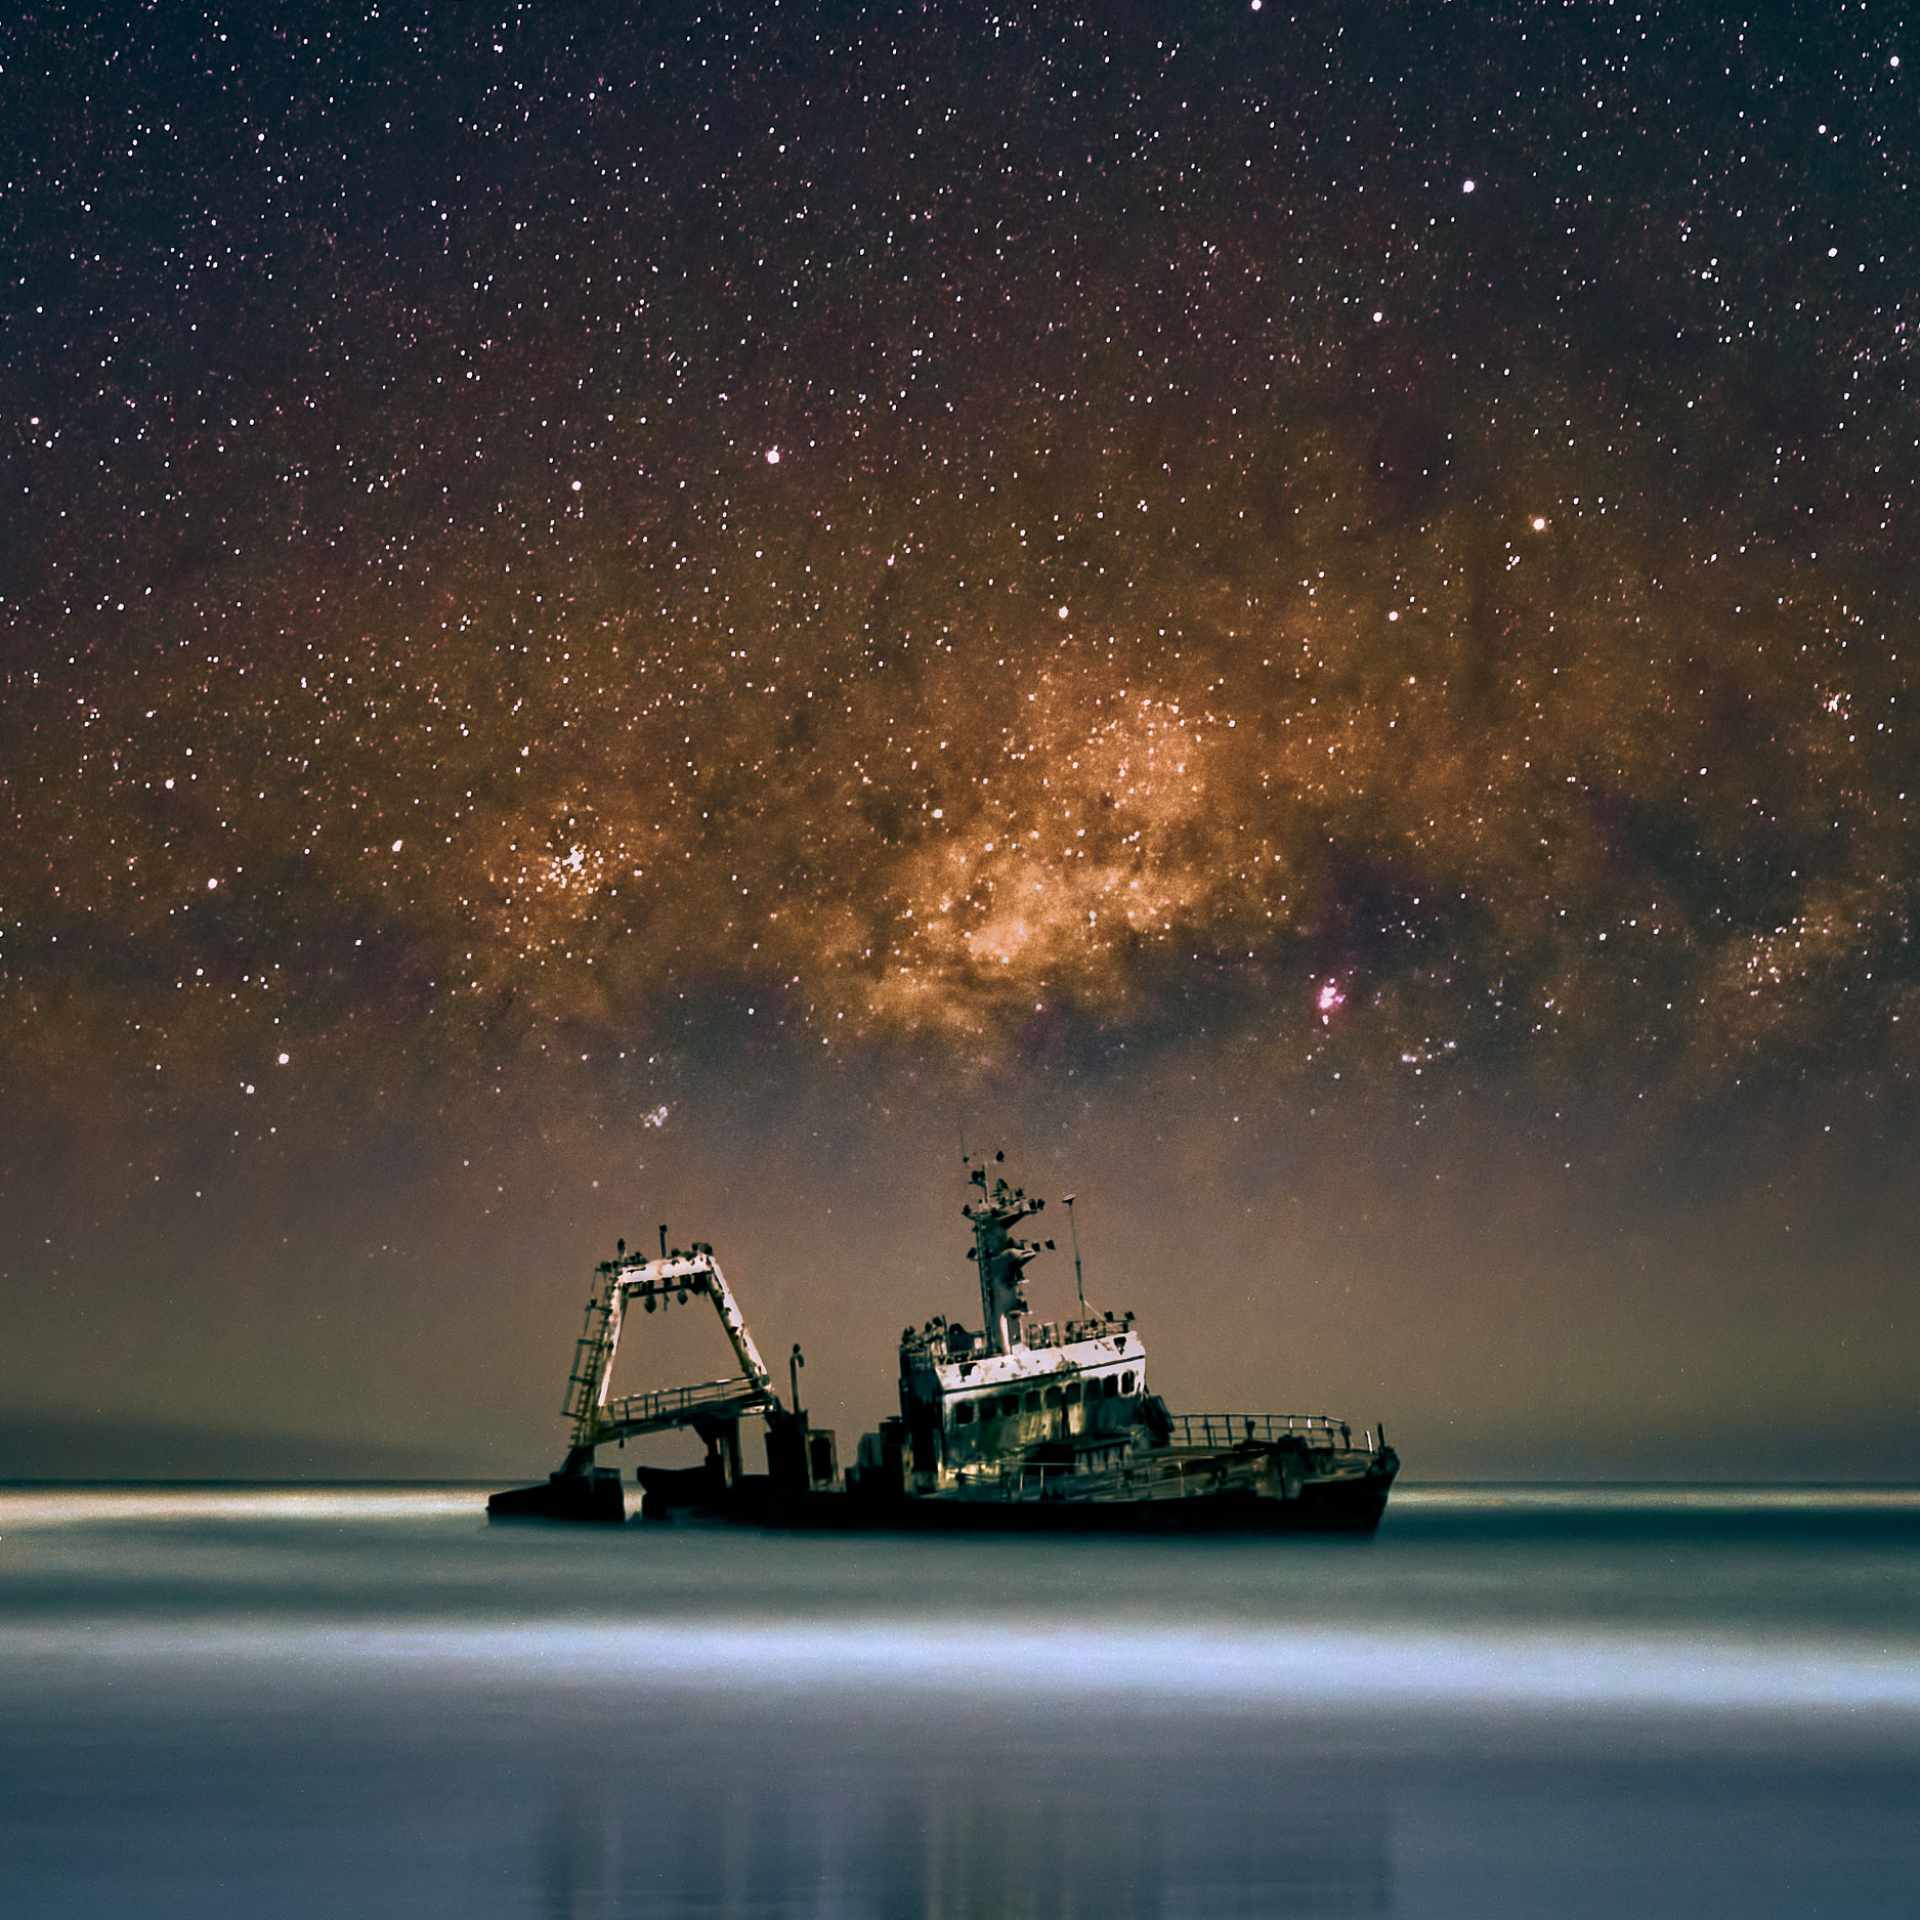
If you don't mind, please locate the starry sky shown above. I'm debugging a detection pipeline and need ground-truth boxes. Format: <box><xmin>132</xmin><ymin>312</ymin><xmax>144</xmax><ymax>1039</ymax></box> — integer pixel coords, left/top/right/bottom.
<box><xmin>4</xmin><ymin>3</ymin><xmax>1916</xmax><ymax>1480</ymax></box>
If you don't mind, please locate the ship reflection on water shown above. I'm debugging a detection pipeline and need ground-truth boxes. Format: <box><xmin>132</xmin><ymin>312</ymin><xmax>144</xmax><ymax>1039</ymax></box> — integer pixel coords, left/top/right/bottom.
<box><xmin>2</xmin><ymin>1488</ymin><xmax>1918</xmax><ymax>1917</ymax></box>
<box><xmin>536</xmin><ymin>1767</ymin><xmax>1390</xmax><ymax>1919</ymax></box>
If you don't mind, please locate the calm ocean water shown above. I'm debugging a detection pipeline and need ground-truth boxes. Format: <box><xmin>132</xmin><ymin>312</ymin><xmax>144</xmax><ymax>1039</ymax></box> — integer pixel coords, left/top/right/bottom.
<box><xmin>2</xmin><ymin>1484</ymin><xmax>1916</xmax><ymax>1917</ymax></box>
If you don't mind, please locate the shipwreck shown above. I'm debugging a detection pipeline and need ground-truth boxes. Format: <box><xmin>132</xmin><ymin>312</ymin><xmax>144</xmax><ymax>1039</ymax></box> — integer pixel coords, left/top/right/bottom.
<box><xmin>489</xmin><ymin>1152</ymin><xmax>1399</xmax><ymax>1532</ymax></box>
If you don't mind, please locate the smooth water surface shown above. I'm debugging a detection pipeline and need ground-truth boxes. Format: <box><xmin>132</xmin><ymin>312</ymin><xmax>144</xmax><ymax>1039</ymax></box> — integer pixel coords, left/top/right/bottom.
<box><xmin>2</xmin><ymin>1485</ymin><xmax>1916</xmax><ymax>1916</ymax></box>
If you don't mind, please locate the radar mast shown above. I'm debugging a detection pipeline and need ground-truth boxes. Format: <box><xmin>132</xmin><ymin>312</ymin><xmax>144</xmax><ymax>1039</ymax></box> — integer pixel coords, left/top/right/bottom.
<box><xmin>962</xmin><ymin>1151</ymin><xmax>1048</xmax><ymax>1354</ymax></box>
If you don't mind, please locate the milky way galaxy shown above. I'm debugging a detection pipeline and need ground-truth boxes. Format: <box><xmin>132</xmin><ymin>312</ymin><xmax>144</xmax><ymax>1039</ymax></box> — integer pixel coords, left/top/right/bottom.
<box><xmin>3</xmin><ymin>5</ymin><xmax>1916</xmax><ymax>1476</ymax></box>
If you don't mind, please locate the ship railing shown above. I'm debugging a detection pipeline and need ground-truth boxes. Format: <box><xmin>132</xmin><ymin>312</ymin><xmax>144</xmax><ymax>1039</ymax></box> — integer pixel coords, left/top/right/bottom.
<box><xmin>598</xmin><ymin>1374</ymin><xmax>771</xmax><ymax>1431</ymax></box>
<box><xmin>1165</xmin><ymin>1412</ymin><xmax>1372</xmax><ymax>1452</ymax></box>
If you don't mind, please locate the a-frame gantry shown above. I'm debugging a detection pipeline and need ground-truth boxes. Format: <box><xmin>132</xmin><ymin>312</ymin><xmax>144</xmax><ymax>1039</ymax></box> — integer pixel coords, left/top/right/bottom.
<box><xmin>556</xmin><ymin>1241</ymin><xmax>777</xmax><ymax>1472</ymax></box>
<box><xmin>489</xmin><ymin>1233</ymin><xmax>789</xmax><ymax>1524</ymax></box>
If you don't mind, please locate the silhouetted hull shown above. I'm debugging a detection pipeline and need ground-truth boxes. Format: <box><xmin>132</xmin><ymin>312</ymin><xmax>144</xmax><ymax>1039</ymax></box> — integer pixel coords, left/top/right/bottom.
<box><xmin>486</xmin><ymin>1468</ymin><xmax>626</xmax><ymax>1525</ymax></box>
<box><xmin>633</xmin><ymin>1453</ymin><xmax>1398</xmax><ymax>1535</ymax></box>
<box><xmin>804</xmin><ymin>1466</ymin><xmax>1393</xmax><ymax>1535</ymax></box>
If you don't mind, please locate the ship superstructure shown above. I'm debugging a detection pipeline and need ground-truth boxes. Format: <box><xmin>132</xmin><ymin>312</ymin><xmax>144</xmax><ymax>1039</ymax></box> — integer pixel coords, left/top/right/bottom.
<box><xmin>490</xmin><ymin>1153</ymin><xmax>1399</xmax><ymax>1532</ymax></box>
<box><xmin>891</xmin><ymin>1154</ymin><xmax>1150</xmax><ymax>1493</ymax></box>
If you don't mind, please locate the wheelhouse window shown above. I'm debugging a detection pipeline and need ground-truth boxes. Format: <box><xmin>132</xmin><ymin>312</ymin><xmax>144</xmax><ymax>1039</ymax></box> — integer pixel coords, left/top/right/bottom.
<box><xmin>954</xmin><ymin>1402</ymin><xmax>974</xmax><ymax>1425</ymax></box>
<box><xmin>1120</xmin><ymin>1370</ymin><xmax>1136</xmax><ymax>1394</ymax></box>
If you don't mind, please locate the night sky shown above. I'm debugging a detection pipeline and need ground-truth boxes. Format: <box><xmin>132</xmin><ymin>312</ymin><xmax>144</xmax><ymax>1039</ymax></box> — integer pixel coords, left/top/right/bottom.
<box><xmin>4</xmin><ymin>3</ymin><xmax>1916</xmax><ymax>1480</ymax></box>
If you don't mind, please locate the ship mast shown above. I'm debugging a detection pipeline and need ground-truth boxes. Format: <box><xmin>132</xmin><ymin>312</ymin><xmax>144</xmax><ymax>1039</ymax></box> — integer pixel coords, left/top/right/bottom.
<box><xmin>964</xmin><ymin>1151</ymin><xmax>1048</xmax><ymax>1355</ymax></box>
<box><xmin>1064</xmin><ymin>1193</ymin><xmax>1088</xmax><ymax>1316</ymax></box>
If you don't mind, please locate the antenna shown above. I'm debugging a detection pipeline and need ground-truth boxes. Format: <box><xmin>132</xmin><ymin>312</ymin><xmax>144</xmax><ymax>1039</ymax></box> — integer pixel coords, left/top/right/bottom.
<box><xmin>1063</xmin><ymin>1192</ymin><xmax>1088</xmax><ymax>1316</ymax></box>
